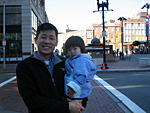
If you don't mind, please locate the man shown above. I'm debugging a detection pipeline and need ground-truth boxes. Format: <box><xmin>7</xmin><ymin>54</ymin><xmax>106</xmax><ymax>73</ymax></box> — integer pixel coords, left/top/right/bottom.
<box><xmin>16</xmin><ymin>23</ymin><xmax>84</xmax><ymax>113</ymax></box>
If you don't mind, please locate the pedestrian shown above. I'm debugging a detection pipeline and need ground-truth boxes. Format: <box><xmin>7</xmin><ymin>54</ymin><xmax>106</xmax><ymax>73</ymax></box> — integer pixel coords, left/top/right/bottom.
<box><xmin>117</xmin><ymin>49</ymin><xmax>119</xmax><ymax>57</ymax></box>
<box><xmin>113</xmin><ymin>50</ymin><xmax>116</xmax><ymax>57</ymax></box>
<box><xmin>64</xmin><ymin>36</ymin><xmax>97</xmax><ymax>108</ymax></box>
<box><xmin>16</xmin><ymin>23</ymin><xmax>84</xmax><ymax>113</ymax></box>
<box><xmin>119</xmin><ymin>51</ymin><xmax>122</xmax><ymax>59</ymax></box>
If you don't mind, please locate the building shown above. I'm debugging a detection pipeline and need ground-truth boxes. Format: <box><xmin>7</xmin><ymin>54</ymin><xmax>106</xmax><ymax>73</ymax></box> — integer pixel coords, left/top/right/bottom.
<box><xmin>58</xmin><ymin>12</ymin><xmax>150</xmax><ymax>55</ymax></box>
<box><xmin>57</xmin><ymin>29</ymin><xmax>94</xmax><ymax>54</ymax></box>
<box><xmin>91</xmin><ymin>12</ymin><xmax>150</xmax><ymax>55</ymax></box>
<box><xmin>0</xmin><ymin>0</ymin><xmax>48</xmax><ymax>62</ymax></box>
<box><xmin>91</xmin><ymin>20</ymin><xmax>120</xmax><ymax>51</ymax></box>
<box><xmin>123</xmin><ymin>12</ymin><xmax>150</xmax><ymax>54</ymax></box>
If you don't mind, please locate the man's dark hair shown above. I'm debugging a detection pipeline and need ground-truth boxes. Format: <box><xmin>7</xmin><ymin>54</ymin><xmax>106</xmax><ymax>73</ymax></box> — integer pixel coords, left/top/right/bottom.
<box><xmin>65</xmin><ymin>36</ymin><xmax>86</xmax><ymax>53</ymax></box>
<box><xmin>36</xmin><ymin>23</ymin><xmax>58</xmax><ymax>39</ymax></box>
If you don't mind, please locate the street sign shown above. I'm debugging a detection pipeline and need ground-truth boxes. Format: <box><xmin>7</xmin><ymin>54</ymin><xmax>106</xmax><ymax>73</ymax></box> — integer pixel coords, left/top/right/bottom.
<box><xmin>146</xmin><ymin>16</ymin><xmax>149</xmax><ymax>37</ymax></box>
<box><xmin>2</xmin><ymin>40</ymin><xmax>6</xmax><ymax>46</ymax></box>
<box><xmin>102</xmin><ymin>31</ymin><xmax>106</xmax><ymax>37</ymax></box>
<box><xmin>121</xmin><ymin>27</ymin><xmax>123</xmax><ymax>43</ymax></box>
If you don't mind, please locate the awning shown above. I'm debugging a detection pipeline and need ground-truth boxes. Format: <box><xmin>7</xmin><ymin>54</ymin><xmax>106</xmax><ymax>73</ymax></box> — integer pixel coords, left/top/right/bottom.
<box><xmin>132</xmin><ymin>41</ymin><xmax>146</xmax><ymax>46</ymax></box>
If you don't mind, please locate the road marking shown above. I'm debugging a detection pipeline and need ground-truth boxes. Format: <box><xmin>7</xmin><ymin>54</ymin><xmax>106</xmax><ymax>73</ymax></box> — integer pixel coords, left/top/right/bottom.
<box><xmin>0</xmin><ymin>76</ymin><xmax>16</xmax><ymax>87</ymax></box>
<box><xmin>94</xmin><ymin>75</ymin><xmax>146</xmax><ymax>113</ymax></box>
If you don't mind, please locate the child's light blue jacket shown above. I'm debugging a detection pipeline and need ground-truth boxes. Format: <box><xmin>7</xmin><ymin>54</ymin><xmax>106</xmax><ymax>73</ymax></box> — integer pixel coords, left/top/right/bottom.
<box><xmin>64</xmin><ymin>54</ymin><xmax>97</xmax><ymax>99</ymax></box>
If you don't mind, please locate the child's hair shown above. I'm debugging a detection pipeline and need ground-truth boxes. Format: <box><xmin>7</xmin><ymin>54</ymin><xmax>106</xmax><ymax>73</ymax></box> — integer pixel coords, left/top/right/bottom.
<box><xmin>65</xmin><ymin>36</ymin><xmax>86</xmax><ymax>53</ymax></box>
<box><xmin>36</xmin><ymin>23</ymin><xmax>58</xmax><ymax>40</ymax></box>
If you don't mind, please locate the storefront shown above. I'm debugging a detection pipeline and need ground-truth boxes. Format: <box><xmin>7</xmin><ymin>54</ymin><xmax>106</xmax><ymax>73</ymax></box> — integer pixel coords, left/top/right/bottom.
<box><xmin>0</xmin><ymin>6</ymin><xmax>22</xmax><ymax>62</ymax></box>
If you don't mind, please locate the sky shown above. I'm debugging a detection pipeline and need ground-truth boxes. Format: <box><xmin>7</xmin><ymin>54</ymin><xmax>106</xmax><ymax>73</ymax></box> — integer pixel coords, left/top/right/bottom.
<box><xmin>45</xmin><ymin>0</ymin><xmax>150</xmax><ymax>32</ymax></box>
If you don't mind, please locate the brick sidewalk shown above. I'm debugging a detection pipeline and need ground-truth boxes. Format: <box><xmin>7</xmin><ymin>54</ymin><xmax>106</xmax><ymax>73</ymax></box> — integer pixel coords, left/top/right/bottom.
<box><xmin>0</xmin><ymin>60</ymin><xmax>149</xmax><ymax>113</ymax></box>
<box><xmin>0</xmin><ymin>80</ymin><xmax>28</xmax><ymax>113</ymax></box>
<box><xmin>97</xmin><ymin>60</ymin><xmax>150</xmax><ymax>69</ymax></box>
<box><xmin>0</xmin><ymin>79</ymin><xmax>124</xmax><ymax>113</ymax></box>
<box><xmin>0</xmin><ymin>60</ymin><xmax>150</xmax><ymax>72</ymax></box>
<box><xmin>82</xmin><ymin>80</ymin><xmax>124</xmax><ymax>113</ymax></box>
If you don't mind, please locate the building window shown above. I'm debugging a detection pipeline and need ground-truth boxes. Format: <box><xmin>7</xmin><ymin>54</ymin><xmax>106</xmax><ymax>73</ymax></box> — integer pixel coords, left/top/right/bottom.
<box><xmin>129</xmin><ymin>30</ymin><xmax>131</xmax><ymax>35</ymax></box>
<box><xmin>142</xmin><ymin>30</ymin><xmax>145</xmax><ymax>35</ymax></box>
<box><xmin>125</xmin><ymin>30</ymin><xmax>128</xmax><ymax>34</ymax></box>
<box><xmin>31</xmin><ymin>10</ymin><xmax>38</xmax><ymax>30</ymax></box>
<box><xmin>128</xmin><ymin>23</ymin><xmax>131</xmax><ymax>29</ymax></box>
<box><xmin>131</xmin><ymin>23</ymin><xmax>134</xmax><ymax>29</ymax></box>
<box><xmin>0</xmin><ymin>6</ymin><xmax>21</xmax><ymax>25</ymax></box>
<box><xmin>139</xmin><ymin>30</ymin><xmax>141</xmax><ymax>35</ymax></box>
<box><xmin>87</xmin><ymin>32</ymin><xmax>91</xmax><ymax>38</ymax></box>
<box><xmin>116</xmin><ymin>27</ymin><xmax>119</xmax><ymax>31</ymax></box>
<box><xmin>95</xmin><ymin>28</ymin><xmax>97</xmax><ymax>32</ymax></box>
<box><xmin>141</xmin><ymin>23</ymin><xmax>145</xmax><ymax>29</ymax></box>
<box><xmin>87</xmin><ymin>39</ymin><xmax>91</xmax><ymax>44</ymax></box>
<box><xmin>135</xmin><ymin>23</ymin><xmax>138</xmax><ymax>29</ymax></box>
<box><xmin>111</xmin><ymin>28</ymin><xmax>114</xmax><ymax>31</ymax></box>
<box><xmin>138</xmin><ymin>23</ymin><xmax>141</xmax><ymax>28</ymax></box>
<box><xmin>111</xmin><ymin>34</ymin><xmax>113</xmax><ymax>39</ymax></box>
<box><xmin>124</xmin><ymin>23</ymin><xmax>127</xmax><ymax>28</ymax></box>
<box><xmin>100</xmin><ymin>28</ymin><xmax>103</xmax><ymax>31</ymax></box>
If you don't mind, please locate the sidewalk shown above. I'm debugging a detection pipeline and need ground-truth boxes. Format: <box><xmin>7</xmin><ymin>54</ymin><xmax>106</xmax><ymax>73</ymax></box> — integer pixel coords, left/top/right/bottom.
<box><xmin>97</xmin><ymin>60</ymin><xmax>150</xmax><ymax>73</ymax></box>
<box><xmin>0</xmin><ymin>60</ymin><xmax>150</xmax><ymax>72</ymax></box>
<box><xmin>0</xmin><ymin>60</ymin><xmax>149</xmax><ymax>113</ymax></box>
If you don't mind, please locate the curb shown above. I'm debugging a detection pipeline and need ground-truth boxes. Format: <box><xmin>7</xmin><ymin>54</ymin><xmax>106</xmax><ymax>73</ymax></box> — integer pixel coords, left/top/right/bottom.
<box><xmin>97</xmin><ymin>68</ymin><xmax>150</xmax><ymax>73</ymax></box>
<box><xmin>0</xmin><ymin>68</ymin><xmax>150</xmax><ymax>73</ymax></box>
<box><xmin>0</xmin><ymin>71</ymin><xmax>15</xmax><ymax>73</ymax></box>
<box><xmin>93</xmin><ymin>75</ymin><xmax>146</xmax><ymax>113</ymax></box>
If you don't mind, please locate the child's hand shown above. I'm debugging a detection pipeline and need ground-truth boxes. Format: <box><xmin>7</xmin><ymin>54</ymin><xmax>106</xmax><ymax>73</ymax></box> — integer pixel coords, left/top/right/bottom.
<box><xmin>67</xmin><ymin>87</ymin><xmax>75</xmax><ymax>98</ymax></box>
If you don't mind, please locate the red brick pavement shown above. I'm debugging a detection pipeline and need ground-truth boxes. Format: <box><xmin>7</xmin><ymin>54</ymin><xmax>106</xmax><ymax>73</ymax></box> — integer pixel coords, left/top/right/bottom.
<box><xmin>82</xmin><ymin>80</ymin><xmax>124</xmax><ymax>113</ymax></box>
<box><xmin>0</xmin><ymin>79</ymin><xmax>124</xmax><ymax>113</ymax></box>
<box><xmin>0</xmin><ymin>60</ymin><xmax>149</xmax><ymax>72</ymax></box>
<box><xmin>97</xmin><ymin>60</ymin><xmax>150</xmax><ymax>69</ymax></box>
<box><xmin>0</xmin><ymin>80</ymin><xmax>28</xmax><ymax>113</ymax></box>
<box><xmin>0</xmin><ymin>60</ymin><xmax>149</xmax><ymax>113</ymax></box>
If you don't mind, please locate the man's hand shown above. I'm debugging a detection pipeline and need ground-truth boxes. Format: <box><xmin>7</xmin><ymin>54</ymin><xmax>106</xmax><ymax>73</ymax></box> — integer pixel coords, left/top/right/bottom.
<box><xmin>69</xmin><ymin>99</ymin><xmax>84</xmax><ymax>113</ymax></box>
<box><xmin>67</xmin><ymin>87</ymin><xmax>75</xmax><ymax>98</ymax></box>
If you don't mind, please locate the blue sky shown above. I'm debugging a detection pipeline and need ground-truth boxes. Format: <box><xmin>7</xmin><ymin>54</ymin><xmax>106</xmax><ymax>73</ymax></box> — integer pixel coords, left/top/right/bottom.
<box><xmin>45</xmin><ymin>0</ymin><xmax>150</xmax><ymax>32</ymax></box>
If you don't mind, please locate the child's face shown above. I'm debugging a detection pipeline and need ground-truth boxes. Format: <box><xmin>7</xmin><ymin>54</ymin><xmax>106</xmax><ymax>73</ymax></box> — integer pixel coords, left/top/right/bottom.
<box><xmin>67</xmin><ymin>46</ymin><xmax>81</xmax><ymax>58</ymax></box>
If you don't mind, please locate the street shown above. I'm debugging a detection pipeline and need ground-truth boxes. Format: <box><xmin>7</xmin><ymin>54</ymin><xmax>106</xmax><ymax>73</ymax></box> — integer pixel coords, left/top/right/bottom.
<box><xmin>97</xmin><ymin>72</ymin><xmax>150</xmax><ymax>113</ymax></box>
<box><xmin>0</xmin><ymin>72</ymin><xmax>15</xmax><ymax>83</ymax></box>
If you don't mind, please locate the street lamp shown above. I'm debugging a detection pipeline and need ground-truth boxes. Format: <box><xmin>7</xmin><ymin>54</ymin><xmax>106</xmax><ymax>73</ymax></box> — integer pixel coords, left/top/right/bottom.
<box><xmin>141</xmin><ymin>3</ymin><xmax>150</xmax><ymax>54</ymax></box>
<box><xmin>118</xmin><ymin>17</ymin><xmax>126</xmax><ymax>58</ymax></box>
<box><xmin>93</xmin><ymin>0</ymin><xmax>113</xmax><ymax>69</ymax></box>
<box><xmin>3</xmin><ymin>0</ymin><xmax>6</xmax><ymax>70</ymax></box>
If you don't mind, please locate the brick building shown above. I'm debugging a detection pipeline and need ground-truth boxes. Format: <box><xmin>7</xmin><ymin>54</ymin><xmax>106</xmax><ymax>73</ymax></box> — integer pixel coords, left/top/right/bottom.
<box><xmin>91</xmin><ymin>12</ymin><xmax>150</xmax><ymax>55</ymax></box>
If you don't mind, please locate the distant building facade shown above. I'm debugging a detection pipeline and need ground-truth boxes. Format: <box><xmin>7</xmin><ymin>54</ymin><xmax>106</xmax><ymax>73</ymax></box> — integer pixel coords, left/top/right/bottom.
<box><xmin>91</xmin><ymin>20</ymin><xmax>120</xmax><ymax>51</ymax></box>
<box><xmin>91</xmin><ymin>12</ymin><xmax>150</xmax><ymax>54</ymax></box>
<box><xmin>57</xmin><ymin>29</ymin><xmax>94</xmax><ymax>54</ymax></box>
<box><xmin>123</xmin><ymin>12</ymin><xmax>150</xmax><ymax>54</ymax></box>
<box><xmin>0</xmin><ymin>0</ymin><xmax>48</xmax><ymax>62</ymax></box>
<box><xmin>58</xmin><ymin>12</ymin><xmax>150</xmax><ymax>55</ymax></box>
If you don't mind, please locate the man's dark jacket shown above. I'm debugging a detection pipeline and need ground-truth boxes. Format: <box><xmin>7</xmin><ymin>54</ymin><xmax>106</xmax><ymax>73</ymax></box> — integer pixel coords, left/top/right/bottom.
<box><xmin>16</xmin><ymin>53</ymin><xmax>69</xmax><ymax>113</ymax></box>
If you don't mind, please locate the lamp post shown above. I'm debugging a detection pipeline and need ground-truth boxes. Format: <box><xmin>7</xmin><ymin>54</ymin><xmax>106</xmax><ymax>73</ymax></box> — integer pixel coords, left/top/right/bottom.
<box><xmin>141</xmin><ymin>3</ymin><xmax>150</xmax><ymax>54</ymax></box>
<box><xmin>3</xmin><ymin>0</ymin><xmax>6</xmax><ymax>70</ymax></box>
<box><xmin>118</xmin><ymin>17</ymin><xmax>126</xmax><ymax>58</ymax></box>
<box><xmin>93</xmin><ymin>0</ymin><xmax>113</xmax><ymax>69</ymax></box>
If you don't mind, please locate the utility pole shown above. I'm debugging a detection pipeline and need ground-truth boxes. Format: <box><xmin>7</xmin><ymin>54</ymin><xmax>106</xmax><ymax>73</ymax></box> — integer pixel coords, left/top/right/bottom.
<box><xmin>3</xmin><ymin>0</ymin><xmax>6</xmax><ymax>70</ymax></box>
<box><xmin>93</xmin><ymin>0</ymin><xmax>113</xmax><ymax>70</ymax></box>
<box><xmin>141</xmin><ymin>3</ymin><xmax>150</xmax><ymax>54</ymax></box>
<box><xmin>118</xmin><ymin>17</ymin><xmax>126</xmax><ymax>59</ymax></box>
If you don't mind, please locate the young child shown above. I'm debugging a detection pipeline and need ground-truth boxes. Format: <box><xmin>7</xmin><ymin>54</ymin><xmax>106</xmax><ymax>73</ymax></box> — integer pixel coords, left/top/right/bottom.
<box><xmin>64</xmin><ymin>36</ymin><xmax>97</xmax><ymax>108</ymax></box>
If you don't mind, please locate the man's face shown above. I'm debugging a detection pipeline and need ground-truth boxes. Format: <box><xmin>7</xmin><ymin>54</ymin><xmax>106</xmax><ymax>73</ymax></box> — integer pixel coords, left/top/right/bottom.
<box><xmin>35</xmin><ymin>30</ymin><xmax>58</xmax><ymax>59</ymax></box>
